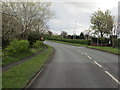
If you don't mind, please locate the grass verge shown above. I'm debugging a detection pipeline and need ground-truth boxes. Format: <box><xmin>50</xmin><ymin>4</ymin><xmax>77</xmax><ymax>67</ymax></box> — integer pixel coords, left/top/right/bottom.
<box><xmin>48</xmin><ymin>40</ymin><xmax>119</xmax><ymax>55</ymax></box>
<box><xmin>87</xmin><ymin>46</ymin><xmax>119</xmax><ymax>55</ymax></box>
<box><xmin>2</xmin><ymin>46</ymin><xmax>54</xmax><ymax>88</ymax></box>
<box><xmin>2</xmin><ymin>48</ymin><xmax>44</xmax><ymax>66</ymax></box>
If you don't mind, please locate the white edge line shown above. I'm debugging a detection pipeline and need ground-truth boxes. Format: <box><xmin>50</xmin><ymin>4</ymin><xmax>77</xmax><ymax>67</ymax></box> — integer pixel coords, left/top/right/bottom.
<box><xmin>105</xmin><ymin>71</ymin><xmax>120</xmax><ymax>85</ymax></box>
<box><xmin>94</xmin><ymin>61</ymin><xmax>102</xmax><ymax>68</ymax></box>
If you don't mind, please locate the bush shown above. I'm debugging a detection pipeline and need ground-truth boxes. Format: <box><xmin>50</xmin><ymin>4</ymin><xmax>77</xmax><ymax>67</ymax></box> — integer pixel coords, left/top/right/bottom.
<box><xmin>2</xmin><ymin>38</ymin><xmax>10</xmax><ymax>49</ymax></box>
<box><xmin>28</xmin><ymin>32</ymin><xmax>41</xmax><ymax>46</ymax></box>
<box><xmin>48</xmin><ymin>36</ymin><xmax>91</xmax><ymax>45</ymax></box>
<box><xmin>32</xmin><ymin>41</ymin><xmax>44</xmax><ymax>48</ymax></box>
<box><xmin>5</xmin><ymin>39</ymin><xmax>29</xmax><ymax>56</ymax></box>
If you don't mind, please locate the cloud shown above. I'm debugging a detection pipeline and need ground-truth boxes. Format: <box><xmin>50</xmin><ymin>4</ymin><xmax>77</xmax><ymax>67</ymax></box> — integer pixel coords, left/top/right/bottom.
<box><xmin>48</xmin><ymin>1</ymin><xmax>118</xmax><ymax>35</ymax></box>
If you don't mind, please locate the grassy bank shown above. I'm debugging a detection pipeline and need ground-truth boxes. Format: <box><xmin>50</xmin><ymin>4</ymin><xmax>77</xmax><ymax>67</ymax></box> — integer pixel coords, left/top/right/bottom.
<box><xmin>3</xmin><ymin>46</ymin><xmax>54</xmax><ymax>88</ymax></box>
<box><xmin>87</xmin><ymin>46</ymin><xmax>119</xmax><ymax>55</ymax></box>
<box><xmin>2</xmin><ymin>48</ymin><xmax>44</xmax><ymax>66</ymax></box>
<box><xmin>48</xmin><ymin>40</ymin><xmax>119</xmax><ymax>55</ymax></box>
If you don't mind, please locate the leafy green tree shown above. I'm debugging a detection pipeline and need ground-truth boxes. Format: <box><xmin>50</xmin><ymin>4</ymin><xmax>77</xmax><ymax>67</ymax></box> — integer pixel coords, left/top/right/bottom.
<box><xmin>61</xmin><ymin>31</ymin><xmax>68</xmax><ymax>38</ymax></box>
<box><xmin>91</xmin><ymin>9</ymin><xmax>114</xmax><ymax>46</ymax></box>
<box><xmin>79</xmin><ymin>32</ymin><xmax>85</xmax><ymax>39</ymax></box>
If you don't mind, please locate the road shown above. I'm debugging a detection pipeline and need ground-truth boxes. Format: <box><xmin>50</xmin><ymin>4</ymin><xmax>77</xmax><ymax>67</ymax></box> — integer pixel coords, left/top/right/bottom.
<box><xmin>28</xmin><ymin>41</ymin><xmax>119</xmax><ymax>88</ymax></box>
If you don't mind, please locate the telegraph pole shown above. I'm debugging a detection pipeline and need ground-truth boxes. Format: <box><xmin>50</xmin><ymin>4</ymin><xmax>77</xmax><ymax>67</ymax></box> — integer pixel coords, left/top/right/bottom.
<box><xmin>75</xmin><ymin>20</ymin><xmax>76</xmax><ymax>39</ymax></box>
<box><xmin>73</xmin><ymin>20</ymin><xmax>77</xmax><ymax>39</ymax></box>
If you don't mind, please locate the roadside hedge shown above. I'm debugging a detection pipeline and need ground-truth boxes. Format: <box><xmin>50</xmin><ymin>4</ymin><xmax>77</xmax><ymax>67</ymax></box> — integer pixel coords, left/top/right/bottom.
<box><xmin>5</xmin><ymin>39</ymin><xmax>30</xmax><ymax>56</ymax></box>
<box><xmin>48</xmin><ymin>37</ymin><xmax>91</xmax><ymax>45</ymax></box>
<box><xmin>32</xmin><ymin>41</ymin><xmax>44</xmax><ymax>48</ymax></box>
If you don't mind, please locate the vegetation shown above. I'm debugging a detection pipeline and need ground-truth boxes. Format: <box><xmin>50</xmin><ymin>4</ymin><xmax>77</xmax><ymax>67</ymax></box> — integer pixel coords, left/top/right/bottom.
<box><xmin>32</xmin><ymin>41</ymin><xmax>45</xmax><ymax>48</ymax></box>
<box><xmin>2</xmin><ymin>2</ymin><xmax>53</xmax><ymax>66</ymax></box>
<box><xmin>2</xmin><ymin>2</ymin><xmax>53</xmax><ymax>47</ymax></box>
<box><xmin>48</xmin><ymin>37</ymin><xmax>91</xmax><ymax>45</ymax></box>
<box><xmin>2</xmin><ymin>39</ymin><xmax>47</xmax><ymax>66</ymax></box>
<box><xmin>4</xmin><ymin>39</ymin><xmax>29</xmax><ymax>56</ymax></box>
<box><xmin>2</xmin><ymin>2</ymin><xmax>54</xmax><ymax>89</ymax></box>
<box><xmin>3</xmin><ymin>46</ymin><xmax>53</xmax><ymax>88</ymax></box>
<box><xmin>87</xmin><ymin>46</ymin><xmax>119</xmax><ymax>55</ymax></box>
<box><xmin>3</xmin><ymin>48</ymin><xmax>43</xmax><ymax>66</ymax></box>
<box><xmin>80</xmin><ymin>32</ymin><xmax>85</xmax><ymax>39</ymax></box>
<box><xmin>91</xmin><ymin>9</ymin><xmax>114</xmax><ymax>46</ymax></box>
<box><xmin>61</xmin><ymin>31</ymin><xmax>68</xmax><ymax>38</ymax></box>
<box><xmin>48</xmin><ymin>40</ymin><xmax>119</xmax><ymax>55</ymax></box>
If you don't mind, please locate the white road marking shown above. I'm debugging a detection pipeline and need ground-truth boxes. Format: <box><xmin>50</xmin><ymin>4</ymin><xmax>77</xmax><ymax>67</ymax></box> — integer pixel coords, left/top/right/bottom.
<box><xmin>94</xmin><ymin>61</ymin><xmax>102</xmax><ymax>68</ymax></box>
<box><xmin>78</xmin><ymin>51</ymin><xmax>92</xmax><ymax>60</ymax></box>
<box><xmin>81</xmin><ymin>53</ymin><xmax>85</xmax><ymax>54</ymax></box>
<box><xmin>84</xmin><ymin>53</ymin><xmax>92</xmax><ymax>59</ymax></box>
<box><xmin>87</xmin><ymin>55</ymin><xmax>92</xmax><ymax>59</ymax></box>
<box><xmin>105</xmin><ymin>71</ymin><xmax>120</xmax><ymax>85</ymax></box>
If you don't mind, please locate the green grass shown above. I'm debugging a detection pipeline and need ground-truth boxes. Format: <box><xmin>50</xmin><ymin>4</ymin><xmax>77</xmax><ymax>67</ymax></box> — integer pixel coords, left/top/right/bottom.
<box><xmin>87</xmin><ymin>46</ymin><xmax>119</xmax><ymax>55</ymax></box>
<box><xmin>3</xmin><ymin>46</ymin><xmax>53</xmax><ymax>88</ymax></box>
<box><xmin>2</xmin><ymin>48</ymin><xmax>43</xmax><ymax>66</ymax></box>
<box><xmin>48</xmin><ymin>40</ymin><xmax>119</xmax><ymax>55</ymax></box>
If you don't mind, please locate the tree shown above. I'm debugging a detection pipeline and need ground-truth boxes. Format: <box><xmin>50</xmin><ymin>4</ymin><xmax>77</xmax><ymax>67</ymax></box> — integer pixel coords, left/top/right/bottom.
<box><xmin>61</xmin><ymin>31</ymin><xmax>68</xmax><ymax>38</ymax></box>
<box><xmin>2</xmin><ymin>2</ymin><xmax>53</xmax><ymax>41</ymax></box>
<box><xmin>91</xmin><ymin>9</ymin><xmax>114</xmax><ymax>46</ymax></box>
<box><xmin>111</xmin><ymin>21</ymin><xmax>118</xmax><ymax>48</ymax></box>
<box><xmin>79</xmin><ymin>32</ymin><xmax>85</xmax><ymax>39</ymax></box>
<box><xmin>48</xmin><ymin>30</ymin><xmax>53</xmax><ymax>36</ymax></box>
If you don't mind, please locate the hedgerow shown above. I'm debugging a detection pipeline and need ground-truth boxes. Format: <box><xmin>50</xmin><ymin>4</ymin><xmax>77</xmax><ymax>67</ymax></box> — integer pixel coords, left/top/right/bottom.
<box><xmin>48</xmin><ymin>37</ymin><xmax>91</xmax><ymax>45</ymax></box>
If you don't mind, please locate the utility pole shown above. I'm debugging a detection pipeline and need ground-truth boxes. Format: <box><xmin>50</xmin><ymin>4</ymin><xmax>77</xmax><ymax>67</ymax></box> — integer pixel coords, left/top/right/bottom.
<box><xmin>75</xmin><ymin>20</ymin><xmax>76</xmax><ymax>39</ymax></box>
<box><xmin>60</xmin><ymin>26</ymin><xmax>62</xmax><ymax>41</ymax></box>
<box><xmin>73</xmin><ymin>20</ymin><xmax>76</xmax><ymax>39</ymax></box>
<box><xmin>118</xmin><ymin>1</ymin><xmax>120</xmax><ymax>38</ymax></box>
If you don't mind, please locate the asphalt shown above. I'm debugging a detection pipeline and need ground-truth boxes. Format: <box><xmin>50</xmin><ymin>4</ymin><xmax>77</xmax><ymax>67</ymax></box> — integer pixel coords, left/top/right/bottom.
<box><xmin>28</xmin><ymin>41</ymin><xmax>119</xmax><ymax>88</ymax></box>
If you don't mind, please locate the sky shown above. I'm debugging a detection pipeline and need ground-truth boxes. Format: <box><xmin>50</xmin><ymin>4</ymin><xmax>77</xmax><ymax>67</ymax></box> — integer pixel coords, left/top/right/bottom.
<box><xmin>47</xmin><ymin>0</ymin><xmax>119</xmax><ymax>35</ymax></box>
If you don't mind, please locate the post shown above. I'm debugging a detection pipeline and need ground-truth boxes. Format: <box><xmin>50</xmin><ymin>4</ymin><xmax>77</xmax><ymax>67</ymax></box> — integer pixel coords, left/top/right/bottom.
<box><xmin>75</xmin><ymin>20</ymin><xmax>76</xmax><ymax>39</ymax></box>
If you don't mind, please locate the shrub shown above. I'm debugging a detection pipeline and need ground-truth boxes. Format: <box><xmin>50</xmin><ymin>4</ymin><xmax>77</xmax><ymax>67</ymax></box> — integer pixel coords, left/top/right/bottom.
<box><xmin>48</xmin><ymin>37</ymin><xmax>91</xmax><ymax>45</ymax></box>
<box><xmin>5</xmin><ymin>39</ymin><xmax>29</xmax><ymax>56</ymax></box>
<box><xmin>32</xmin><ymin>41</ymin><xmax>44</xmax><ymax>48</ymax></box>
<box><xmin>2</xmin><ymin>38</ymin><xmax>10</xmax><ymax>49</ymax></box>
<box><xmin>28</xmin><ymin>32</ymin><xmax>40</xmax><ymax>46</ymax></box>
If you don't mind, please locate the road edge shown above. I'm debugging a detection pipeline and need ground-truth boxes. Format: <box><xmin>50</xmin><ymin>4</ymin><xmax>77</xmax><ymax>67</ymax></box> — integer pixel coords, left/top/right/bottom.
<box><xmin>23</xmin><ymin>47</ymin><xmax>55</xmax><ymax>89</ymax></box>
<box><xmin>48</xmin><ymin>40</ymin><xmax>119</xmax><ymax>55</ymax></box>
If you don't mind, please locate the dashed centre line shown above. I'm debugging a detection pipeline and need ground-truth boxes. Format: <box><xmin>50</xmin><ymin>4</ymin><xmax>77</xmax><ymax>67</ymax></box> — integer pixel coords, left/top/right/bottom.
<box><xmin>105</xmin><ymin>71</ymin><xmax>120</xmax><ymax>85</ymax></box>
<box><xmin>94</xmin><ymin>61</ymin><xmax>102</xmax><ymax>68</ymax></box>
<box><xmin>78</xmin><ymin>49</ymin><xmax>119</xmax><ymax>85</ymax></box>
<box><xmin>85</xmin><ymin>53</ymin><xmax>92</xmax><ymax>59</ymax></box>
<box><xmin>78</xmin><ymin>50</ymin><xmax>92</xmax><ymax>59</ymax></box>
<box><xmin>78</xmin><ymin>48</ymin><xmax>119</xmax><ymax>85</ymax></box>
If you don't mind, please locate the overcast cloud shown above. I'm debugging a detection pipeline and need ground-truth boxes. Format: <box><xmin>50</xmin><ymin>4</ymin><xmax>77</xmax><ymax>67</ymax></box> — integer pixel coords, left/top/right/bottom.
<box><xmin>47</xmin><ymin>0</ymin><xmax>119</xmax><ymax>35</ymax></box>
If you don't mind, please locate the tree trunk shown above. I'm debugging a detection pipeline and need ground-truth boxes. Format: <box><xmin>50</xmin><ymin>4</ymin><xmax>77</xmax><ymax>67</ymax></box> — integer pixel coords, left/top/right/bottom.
<box><xmin>112</xmin><ymin>35</ymin><xmax>115</xmax><ymax>48</ymax></box>
<box><xmin>100</xmin><ymin>32</ymin><xmax>103</xmax><ymax>47</ymax></box>
<box><xmin>97</xmin><ymin>38</ymin><xmax>99</xmax><ymax>46</ymax></box>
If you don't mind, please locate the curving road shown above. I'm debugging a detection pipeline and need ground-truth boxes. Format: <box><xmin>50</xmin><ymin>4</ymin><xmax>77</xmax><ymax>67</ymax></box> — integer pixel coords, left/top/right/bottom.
<box><xmin>28</xmin><ymin>41</ymin><xmax>119</xmax><ymax>88</ymax></box>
